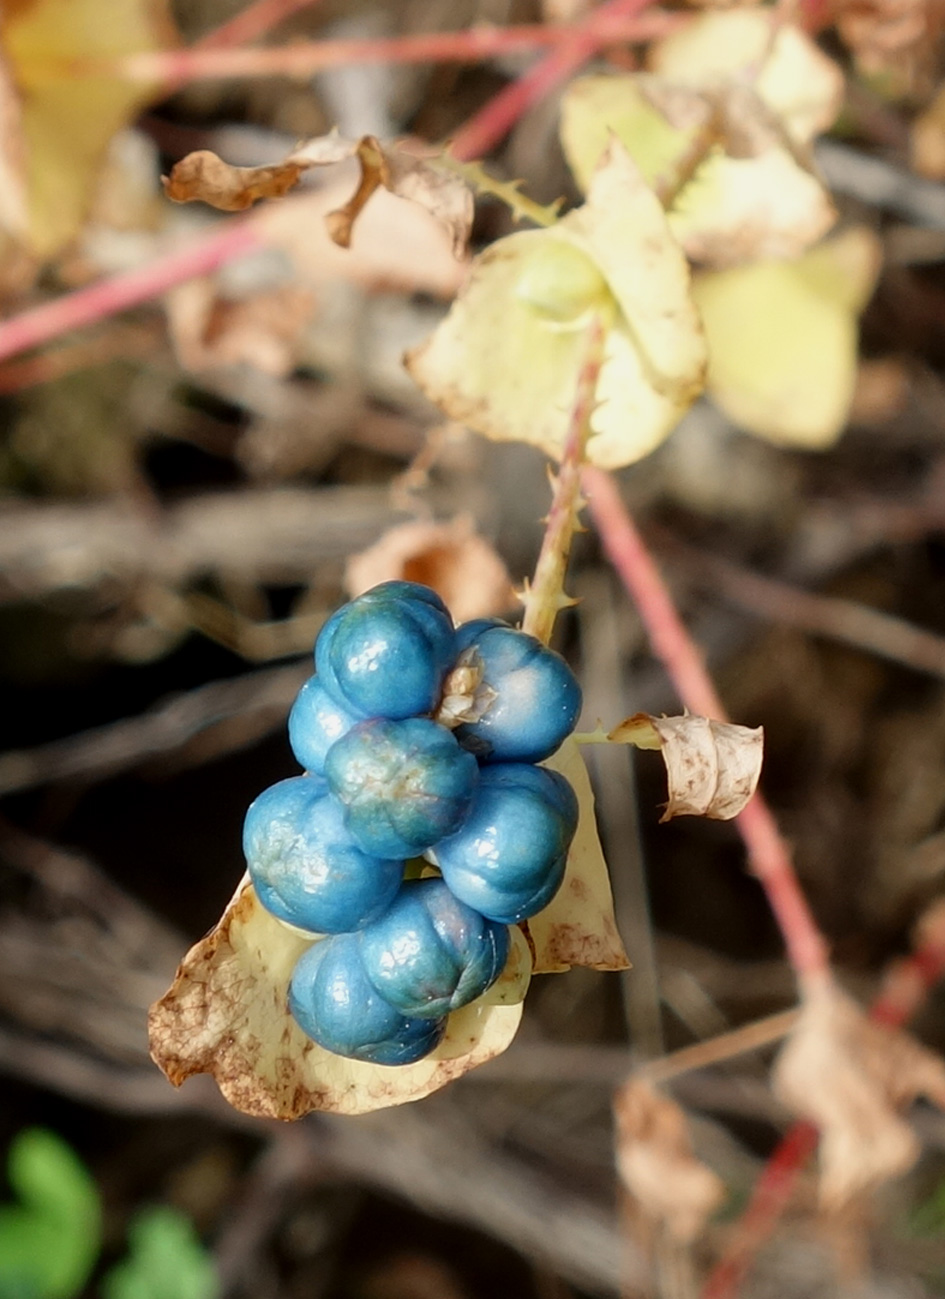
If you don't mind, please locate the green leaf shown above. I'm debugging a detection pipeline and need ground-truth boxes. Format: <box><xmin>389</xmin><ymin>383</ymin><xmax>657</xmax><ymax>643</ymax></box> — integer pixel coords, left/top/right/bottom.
<box><xmin>0</xmin><ymin>1128</ymin><xmax>101</xmax><ymax>1299</ymax></box>
<box><xmin>102</xmin><ymin>1207</ymin><xmax>218</xmax><ymax>1299</ymax></box>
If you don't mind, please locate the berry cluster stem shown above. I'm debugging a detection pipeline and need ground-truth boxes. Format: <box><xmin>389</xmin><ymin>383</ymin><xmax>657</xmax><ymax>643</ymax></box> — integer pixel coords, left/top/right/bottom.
<box><xmin>521</xmin><ymin>317</ymin><xmax>605</xmax><ymax>648</ymax></box>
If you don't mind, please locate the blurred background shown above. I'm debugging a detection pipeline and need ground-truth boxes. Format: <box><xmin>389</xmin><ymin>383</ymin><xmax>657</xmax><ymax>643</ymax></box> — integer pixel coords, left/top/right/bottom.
<box><xmin>4</xmin><ymin>0</ymin><xmax>945</xmax><ymax>1295</ymax></box>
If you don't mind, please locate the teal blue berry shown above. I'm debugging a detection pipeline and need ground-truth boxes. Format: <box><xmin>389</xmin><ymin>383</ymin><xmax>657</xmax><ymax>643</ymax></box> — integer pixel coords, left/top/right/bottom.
<box><xmin>358</xmin><ymin>878</ymin><xmax>509</xmax><ymax>1018</ymax></box>
<box><xmin>315</xmin><ymin>583</ymin><xmax>455</xmax><ymax>720</ymax></box>
<box><xmin>289</xmin><ymin>933</ymin><xmax>446</xmax><ymax>1064</ymax></box>
<box><xmin>325</xmin><ymin>717</ymin><xmax>479</xmax><ymax>859</ymax></box>
<box><xmin>288</xmin><ymin>675</ymin><xmax>358</xmax><ymax>774</ymax></box>
<box><xmin>434</xmin><ymin>763</ymin><xmax>579</xmax><ymax>924</ymax></box>
<box><xmin>243</xmin><ymin>776</ymin><xmax>402</xmax><ymax>933</ymax></box>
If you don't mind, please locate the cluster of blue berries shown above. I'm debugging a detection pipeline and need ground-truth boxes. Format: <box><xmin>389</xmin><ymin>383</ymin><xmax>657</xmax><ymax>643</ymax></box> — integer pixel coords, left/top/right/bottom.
<box><xmin>243</xmin><ymin>581</ymin><xmax>582</xmax><ymax>1066</ymax></box>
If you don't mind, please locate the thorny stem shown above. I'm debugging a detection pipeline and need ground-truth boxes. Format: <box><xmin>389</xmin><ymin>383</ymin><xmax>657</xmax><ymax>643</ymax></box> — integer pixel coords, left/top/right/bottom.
<box><xmin>69</xmin><ymin>16</ymin><xmax>667</xmax><ymax>84</ymax></box>
<box><xmin>581</xmin><ymin>465</ymin><xmax>832</xmax><ymax>988</ymax></box>
<box><xmin>521</xmin><ymin>318</ymin><xmax>605</xmax><ymax>648</ymax></box>
<box><xmin>449</xmin><ymin>0</ymin><xmax>663</xmax><ymax>162</ymax></box>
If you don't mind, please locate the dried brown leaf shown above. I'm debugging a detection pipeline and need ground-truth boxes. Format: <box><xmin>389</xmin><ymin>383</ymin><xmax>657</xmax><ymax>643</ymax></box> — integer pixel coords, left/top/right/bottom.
<box><xmin>344</xmin><ymin>517</ymin><xmax>515</xmax><ymax>625</ymax></box>
<box><xmin>614</xmin><ymin>1079</ymin><xmax>726</xmax><ymax>1242</ymax></box>
<box><xmin>527</xmin><ymin>738</ymin><xmax>631</xmax><ymax>973</ymax></box>
<box><xmin>166</xmin><ymin>278</ymin><xmax>315</xmax><ymax>377</ymax></box>
<box><xmin>608</xmin><ymin>713</ymin><xmax>763</xmax><ymax>820</ymax></box>
<box><xmin>773</xmin><ymin>984</ymin><xmax>945</xmax><ymax>1205</ymax></box>
<box><xmin>163</xmin><ymin>134</ymin><xmax>473</xmax><ymax>259</ymax></box>
<box><xmin>149</xmin><ymin>877</ymin><xmax>529</xmax><ymax>1119</ymax></box>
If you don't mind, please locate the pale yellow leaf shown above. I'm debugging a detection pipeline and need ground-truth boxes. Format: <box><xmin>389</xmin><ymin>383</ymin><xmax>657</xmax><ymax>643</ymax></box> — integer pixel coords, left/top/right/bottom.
<box><xmin>407</xmin><ymin>139</ymin><xmax>706</xmax><ymax>470</ymax></box>
<box><xmin>648</xmin><ymin>10</ymin><xmax>844</xmax><ymax>145</ymax></box>
<box><xmin>1</xmin><ymin>0</ymin><xmax>177</xmax><ymax>257</ymax></box>
<box><xmin>774</xmin><ymin>984</ymin><xmax>945</xmax><ymax>1205</ymax></box>
<box><xmin>608</xmin><ymin>713</ymin><xmax>763</xmax><ymax>821</ymax></box>
<box><xmin>560</xmin><ymin>73</ymin><xmax>836</xmax><ymax>266</ymax></box>
<box><xmin>149</xmin><ymin>877</ymin><xmax>529</xmax><ymax>1119</ymax></box>
<box><xmin>527</xmin><ymin>737</ymin><xmax>631</xmax><ymax>973</ymax></box>
<box><xmin>614</xmin><ymin>1079</ymin><xmax>726</xmax><ymax>1242</ymax></box>
<box><xmin>692</xmin><ymin>227</ymin><xmax>882</xmax><ymax>448</ymax></box>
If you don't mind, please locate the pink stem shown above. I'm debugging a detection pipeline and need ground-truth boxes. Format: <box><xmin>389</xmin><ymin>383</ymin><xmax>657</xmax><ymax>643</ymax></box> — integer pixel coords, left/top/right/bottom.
<box><xmin>79</xmin><ymin>15</ymin><xmax>659</xmax><ymax>83</ymax></box>
<box><xmin>582</xmin><ymin>465</ymin><xmax>831</xmax><ymax>985</ymax></box>
<box><xmin>0</xmin><ymin>221</ymin><xmax>261</xmax><ymax>366</ymax></box>
<box><xmin>450</xmin><ymin>0</ymin><xmax>658</xmax><ymax>162</ymax></box>
<box><xmin>195</xmin><ymin>0</ymin><xmax>324</xmax><ymax>49</ymax></box>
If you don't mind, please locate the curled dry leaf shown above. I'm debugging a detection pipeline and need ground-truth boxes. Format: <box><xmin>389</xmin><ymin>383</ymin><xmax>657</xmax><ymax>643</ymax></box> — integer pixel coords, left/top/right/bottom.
<box><xmin>693</xmin><ymin>226</ymin><xmax>882</xmax><ymax>448</ymax></box>
<box><xmin>528</xmin><ymin>737</ymin><xmax>631</xmax><ymax>973</ymax></box>
<box><xmin>407</xmin><ymin>139</ymin><xmax>706</xmax><ymax>470</ymax></box>
<box><xmin>608</xmin><ymin>713</ymin><xmax>763</xmax><ymax>821</ymax></box>
<box><xmin>149</xmin><ymin>877</ymin><xmax>531</xmax><ymax>1119</ymax></box>
<box><xmin>344</xmin><ymin>517</ymin><xmax>515</xmax><ymax>625</ymax></box>
<box><xmin>163</xmin><ymin>133</ymin><xmax>473</xmax><ymax>259</ymax></box>
<box><xmin>773</xmin><ymin>984</ymin><xmax>945</xmax><ymax>1205</ymax></box>
<box><xmin>614</xmin><ymin>1079</ymin><xmax>726</xmax><ymax>1242</ymax></box>
<box><xmin>0</xmin><ymin>0</ymin><xmax>177</xmax><ymax>258</ymax></box>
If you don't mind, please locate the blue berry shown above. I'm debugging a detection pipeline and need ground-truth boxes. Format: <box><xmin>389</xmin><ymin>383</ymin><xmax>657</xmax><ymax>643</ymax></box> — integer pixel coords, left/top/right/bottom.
<box><xmin>433</xmin><ymin>764</ymin><xmax>579</xmax><ymax>923</ymax></box>
<box><xmin>454</xmin><ymin>624</ymin><xmax>582</xmax><ymax>764</ymax></box>
<box><xmin>243</xmin><ymin>776</ymin><xmax>402</xmax><ymax>934</ymax></box>
<box><xmin>359</xmin><ymin>878</ymin><xmax>509</xmax><ymax>1018</ymax></box>
<box><xmin>315</xmin><ymin>583</ymin><xmax>455</xmax><ymax>720</ymax></box>
<box><xmin>287</xmin><ymin>675</ymin><xmax>358</xmax><ymax>774</ymax></box>
<box><xmin>325</xmin><ymin>717</ymin><xmax>479</xmax><ymax>859</ymax></box>
<box><xmin>289</xmin><ymin>933</ymin><xmax>446</xmax><ymax>1064</ymax></box>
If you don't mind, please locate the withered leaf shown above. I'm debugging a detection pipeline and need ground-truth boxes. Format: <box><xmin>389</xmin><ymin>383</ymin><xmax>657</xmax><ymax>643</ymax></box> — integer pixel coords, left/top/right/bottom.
<box><xmin>614</xmin><ymin>1079</ymin><xmax>725</xmax><ymax>1242</ymax></box>
<box><xmin>163</xmin><ymin>133</ymin><xmax>473</xmax><ymax>259</ymax></box>
<box><xmin>774</xmin><ymin>984</ymin><xmax>945</xmax><ymax>1205</ymax></box>
<box><xmin>608</xmin><ymin>713</ymin><xmax>763</xmax><ymax>821</ymax></box>
<box><xmin>149</xmin><ymin>877</ymin><xmax>529</xmax><ymax>1119</ymax></box>
<box><xmin>528</xmin><ymin>738</ymin><xmax>631</xmax><ymax>973</ymax></box>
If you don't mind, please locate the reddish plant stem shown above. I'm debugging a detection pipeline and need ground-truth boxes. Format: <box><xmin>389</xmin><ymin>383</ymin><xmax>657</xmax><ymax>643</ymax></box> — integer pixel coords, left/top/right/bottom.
<box><xmin>450</xmin><ymin>0</ymin><xmax>662</xmax><ymax>162</ymax></box>
<box><xmin>80</xmin><ymin>15</ymin><xmax>662</xmax><ymax>83</ymax></box>
<box><xmin>701</xmin><ymin>1123</ymin><xmax>819</xmax><ymax>1299</ymax></box>
<box><xmin>0</xmin><ymin>222</ymin><xmax>261</xmax><ymax>366</ymax></box>
<box><xmin>582</xmin><ymin>465</ymin><xmax>831</xmax><ymax>986</ymax></box>
<box><xmin>195</xmin><ymin>0</ymin><xmax>323</xmax><ymax>49</ymax></box>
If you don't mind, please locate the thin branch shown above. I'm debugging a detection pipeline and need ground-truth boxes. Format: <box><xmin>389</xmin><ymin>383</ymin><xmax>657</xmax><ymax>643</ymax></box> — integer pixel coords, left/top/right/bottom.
<box><xmin>582</xmin><ymin>466</ymin><xmax>831</xmax><ymax>987</ymax></box>
<box><xmin>0</xmin><ymin>220</ymin><xmax>261</xmax><ymax>365</ymax></box>
<box><xmin>79</xmin><ymin>16</ymin><xmax>664</xmax><ymax>84</ymax></box>
<box><xmin>640</xmin><ymin>1008</ymin><xmax>800</xmax><ymax>1087</ymax></box>
<box><xmin>449</xmin><ymin>0</ymin><xmax>668</xmax><ymax>161</ymax></box>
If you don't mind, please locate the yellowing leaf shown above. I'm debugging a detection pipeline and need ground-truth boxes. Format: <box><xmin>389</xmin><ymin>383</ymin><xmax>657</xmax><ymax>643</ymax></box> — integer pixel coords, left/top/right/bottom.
<box><xmin>692</xmin><ymin>227</ymin><xmax>882</xmax><ymax>448</ymax></box>
<box><xmin>648</xmin><ymin>10</ymin><xmax>843</xmax><ymax>146</ymax></box>
<box><xmin>164</xmin><ymin>133</ymin><xmax>474</xmax><ymax>259</ymax></box>
<box><xmin>609</xmin><ymin>712</ymin><xmax>763</xmax><ymax>821</ymax></box>
<box><xmin>149</xmin><ymin>877</ymin><xmax>529</xmax><ymax>1119</ymax></box>
<box><xmin>528</xmin><ymin>738</ymin><xmax>631</xmax><ymax>973</ymax></box>
<box><xmin>1</xmin><ymin>0</ymin><xmax>177</xmax><ymax>257</ymax></box>
<box><xmin>407</xmin><ymin>140</ymin><xmax>706</xmax><ymax>470</ymax></box>
<box><xmin>560</xmin><ymin>69</ymin><xmax>837</xmax><ymax>266</ymax></box>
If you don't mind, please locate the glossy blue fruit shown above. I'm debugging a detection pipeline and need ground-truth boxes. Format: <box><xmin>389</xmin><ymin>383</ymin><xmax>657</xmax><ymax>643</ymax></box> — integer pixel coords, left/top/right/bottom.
<box><xmin>434</xmin><ymin>763</ymin><xmax>579</xmax><ymax>923</ymax></box>
<box><xmin>289</xmin><ymin>933</ymin><xmax>447</xmax><ymax>1065</ymax></box>
<box><xmin>453</xmin><ymin>624</ymin><xmax>582</xmax><ymax>763</ymax></box>
<box><xmin>243</xmin><ymin>776</ymin><xmax>402</xmax><ymax>934</ymax></box>
<box><xmin>325</xmin><ymin>717</ymin><xmax>479</xmax><ymax>859</ymax></box>
<box><xmin>359</xmin><ymin>878</ymin><xmax>509</xmax><ymax>1018</ymax></box>
<box><xmin>315</xmin><ymin>584</ymin><xmax>455</xmax><ymax>720</ymax></box>
<box><xmin>287</xmin><ymin>675</ymin><xmax>359</xmax><ymax>774</ymax></box>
